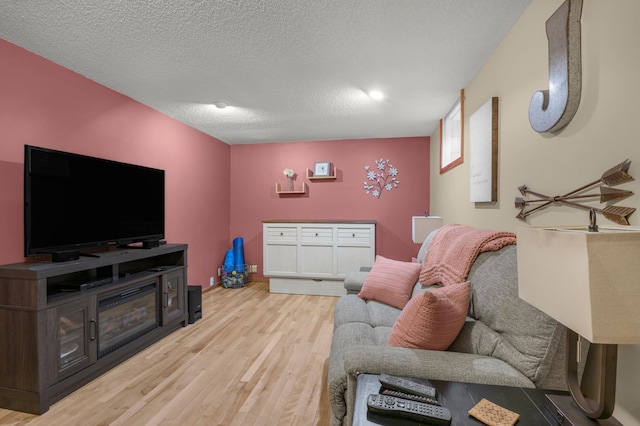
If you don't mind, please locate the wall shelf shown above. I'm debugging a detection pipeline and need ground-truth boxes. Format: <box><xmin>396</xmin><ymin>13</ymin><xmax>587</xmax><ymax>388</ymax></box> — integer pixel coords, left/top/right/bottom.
<box><xmin>276</xmin><ymin>182</ymin><xmax>307</xmax><ymax>194</ymax></box>
<box><xmin>306</xmin><ymin>168</ymin><xmax>337</xmax><ymax>180</ymax></box>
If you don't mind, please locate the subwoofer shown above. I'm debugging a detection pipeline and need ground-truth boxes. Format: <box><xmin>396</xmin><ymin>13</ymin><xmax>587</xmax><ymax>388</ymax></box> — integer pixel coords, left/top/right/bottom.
<box><xmin>187</xmin><ymin>285</ymin><xmax>202</xmax><ymax>324</ymax></box>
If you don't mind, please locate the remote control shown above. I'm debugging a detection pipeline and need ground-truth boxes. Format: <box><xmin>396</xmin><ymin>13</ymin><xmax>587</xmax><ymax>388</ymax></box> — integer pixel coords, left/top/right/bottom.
<box><xmin>367</xmin><ymin>394</ymin><xmax>451</xmax><ymax>425</ymax></box>
<box><xmin>379</xmin><ymin>373</ymin><xmax>437</xmax><ymax>399</ymax></box>
<box><xmin>381</xmin><ymin>388</ymin><xmax>439</xmax><ymax>406</ymax></box>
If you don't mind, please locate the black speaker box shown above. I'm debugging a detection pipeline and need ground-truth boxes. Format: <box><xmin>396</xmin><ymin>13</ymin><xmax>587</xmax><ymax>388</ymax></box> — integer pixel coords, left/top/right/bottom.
<box><xmin>142</xmin><ymin>239</ymin><xmax>160</xmax><ymax>249</ymax></box>
<box><xmin>52</xmin><ymin>249</ymin><xmax>80</xmax><ymax>262</ymax></box>
<box><xmin>187</xmin><ymin>285</ymin><xmax>202</xmax><ymax>324</ymax></box>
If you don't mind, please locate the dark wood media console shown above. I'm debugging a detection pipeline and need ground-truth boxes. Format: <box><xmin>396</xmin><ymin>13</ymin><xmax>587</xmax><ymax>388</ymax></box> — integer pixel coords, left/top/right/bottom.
<box><xmin>0</xmin><ymin>244</ymin><xmax>189</xmax><ymax>414</ymax></box>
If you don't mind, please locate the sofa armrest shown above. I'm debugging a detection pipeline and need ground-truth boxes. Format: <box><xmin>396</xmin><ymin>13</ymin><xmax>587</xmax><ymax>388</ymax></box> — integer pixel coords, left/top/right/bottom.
<box><xmin>343</xmin><ymin>270</ymin><xmax>370</xmax><ymax>295</ymax></box>
<box><xmin>343</xmin><ymin>345</ymin><xmax>534</xmax><ymax>388</ymax></box>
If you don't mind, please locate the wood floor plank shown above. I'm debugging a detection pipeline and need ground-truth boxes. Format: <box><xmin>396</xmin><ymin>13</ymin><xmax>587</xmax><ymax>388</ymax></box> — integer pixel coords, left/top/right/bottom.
<box><xmin>0</xmin><ymin>281</ymin><xmax>337</xmax><ymax>425</ymax></box>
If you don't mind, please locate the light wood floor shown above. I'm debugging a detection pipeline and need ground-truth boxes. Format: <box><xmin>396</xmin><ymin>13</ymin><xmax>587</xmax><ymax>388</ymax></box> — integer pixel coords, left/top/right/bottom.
<box><xmin>0</xmin><ymin>281</ymin><xmax>337</xmax><ymax>425</ymax></box>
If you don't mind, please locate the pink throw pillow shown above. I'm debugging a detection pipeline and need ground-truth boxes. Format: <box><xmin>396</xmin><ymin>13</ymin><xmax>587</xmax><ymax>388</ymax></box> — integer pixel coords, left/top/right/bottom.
<box><xmin>387</xmin><ymin>281</ymin><xmax>471</xmax><ymax>350</ymax></box>
<box><xmin>357</xmin><ymin>255</ymin><xmax>422</xmax><ymax>309</ymax></box>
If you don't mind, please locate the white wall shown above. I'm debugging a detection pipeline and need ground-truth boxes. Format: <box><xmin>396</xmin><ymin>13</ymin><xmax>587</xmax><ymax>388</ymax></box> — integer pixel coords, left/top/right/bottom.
<box><xmin>430</xmin><ymin>0</ymin><xmax>640</xmax><ymax>423</ymax></box>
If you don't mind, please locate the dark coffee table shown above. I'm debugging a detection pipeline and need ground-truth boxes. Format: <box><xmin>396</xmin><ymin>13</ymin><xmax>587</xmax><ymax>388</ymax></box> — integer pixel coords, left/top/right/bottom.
<box><xmin>353</xmin><ymin>373</ymin><xmax>571</xmax><ymax>425</ymax></box>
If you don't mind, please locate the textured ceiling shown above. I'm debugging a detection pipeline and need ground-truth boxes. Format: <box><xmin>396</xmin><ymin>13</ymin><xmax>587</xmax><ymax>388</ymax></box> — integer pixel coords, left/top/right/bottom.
<box><xmin>0</xmin><ymin>0</ymin><xmax>531</xmax><ymax>145</ymax></box>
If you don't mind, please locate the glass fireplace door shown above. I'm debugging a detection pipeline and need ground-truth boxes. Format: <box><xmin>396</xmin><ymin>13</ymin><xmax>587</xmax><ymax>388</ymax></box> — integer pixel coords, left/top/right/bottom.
<box><xmin>97</xmin><ymin>279</ymin><xmax>159</xmax><ymax>357</ymax></box>
<box><xmin>55</xmin><ymin>297</ymin><xmax>97</xmax><ymax>380</ymax></box>
<box><xmin>162</xmin><ymin>270</ymin><xmax>185</xmax><ymax>324</ymax></box>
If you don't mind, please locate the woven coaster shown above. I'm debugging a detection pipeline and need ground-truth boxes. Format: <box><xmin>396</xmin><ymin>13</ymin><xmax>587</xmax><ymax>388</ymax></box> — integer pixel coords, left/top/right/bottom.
<box><xmin>468</xmin><ymin>398</ymin><xmax>520</xmax><ymax>426</ymax></box>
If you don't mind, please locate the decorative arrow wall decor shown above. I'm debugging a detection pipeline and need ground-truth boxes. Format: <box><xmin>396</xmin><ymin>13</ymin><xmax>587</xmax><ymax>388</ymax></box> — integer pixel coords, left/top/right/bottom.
<box><xmin>515</xmin><ymin>160</ymin><xmax>636</xmax><ymax>225</ymax></box>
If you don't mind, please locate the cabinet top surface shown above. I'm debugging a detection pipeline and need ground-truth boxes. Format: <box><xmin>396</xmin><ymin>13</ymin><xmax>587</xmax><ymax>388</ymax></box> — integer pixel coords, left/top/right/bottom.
<box><xmin>0</xmin><ymin>243</ymin><xmax>188</xmax><ymax>278</ymax></box>
<box><xmin>263</xmin><ymin>220</ymin><xmax>376</xmax><ymax>224</ymax></box>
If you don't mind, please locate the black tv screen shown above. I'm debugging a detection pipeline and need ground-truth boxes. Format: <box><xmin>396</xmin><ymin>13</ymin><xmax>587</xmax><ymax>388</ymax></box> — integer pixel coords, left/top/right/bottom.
<box><xmin>24</xmin><ymin>145</ymin><xmax>165</xmax><ymax>257</ymax></box>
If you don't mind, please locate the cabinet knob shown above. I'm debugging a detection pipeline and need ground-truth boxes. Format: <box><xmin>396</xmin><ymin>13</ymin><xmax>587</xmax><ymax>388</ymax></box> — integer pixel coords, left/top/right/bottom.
<box><xmin>315</xmin><ymin>233</ymin><xmax>318</xmax><ymax>236</ymax></box>
<box><xmin>280</xmin><ymin>232</ymin><xmax>283</xmax><ymax>236</ymax></box>
<box><xmin>352</xmin><ymin>233</ymin><xmax>355</xmax><ymax>237</ymax></box>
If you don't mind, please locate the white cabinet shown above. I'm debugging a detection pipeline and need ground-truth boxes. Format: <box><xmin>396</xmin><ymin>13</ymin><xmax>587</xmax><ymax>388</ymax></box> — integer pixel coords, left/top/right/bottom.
<box><xmin>263</xmin><ymin>224</ymin><xmax>298</xmax><ymax>276</ymax></box>
<box><xmin>263</xmin><ymin>221</ymin><xmax>376</xmax><ymax>296</ymax></box>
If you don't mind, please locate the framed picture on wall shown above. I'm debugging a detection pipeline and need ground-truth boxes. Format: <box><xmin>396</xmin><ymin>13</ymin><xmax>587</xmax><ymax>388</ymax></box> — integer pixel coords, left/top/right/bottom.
<box><xmin>314</xmin><ymin>161</ymin><xmax>331</xmax><ymax>177</ymax></box>
<box><xmin>469</xmin><ymin>97</ymin><xmax>499</xmax><ymax>202</ymax></box>
<box><xmin>440</xmin><ymin>89</ymin><xmax>465</xmax><ymax>174</ymax></box>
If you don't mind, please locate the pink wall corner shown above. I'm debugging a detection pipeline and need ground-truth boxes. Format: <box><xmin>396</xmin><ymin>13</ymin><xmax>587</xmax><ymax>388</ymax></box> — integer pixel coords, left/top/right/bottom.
<box><xmin>0</xmin><ymin>37</ymin><xmax>431</xmax><ymax>287</ymax></box>
<box><xmin>0</xmin><ymin>39</ymin><xmax>230</xmax><ymax>288</ymax></box>
<box><xmin>229</xmin><ymin>137</ymin><xmax>430</xmax><ymax>277</ymax></box>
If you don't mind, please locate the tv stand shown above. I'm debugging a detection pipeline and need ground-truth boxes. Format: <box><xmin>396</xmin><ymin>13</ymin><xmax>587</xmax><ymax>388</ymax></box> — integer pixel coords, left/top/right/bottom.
<box><xmin>0</xmin><ymin>243</ymin><xmax>188</xmax><ymax>414</ymax></box>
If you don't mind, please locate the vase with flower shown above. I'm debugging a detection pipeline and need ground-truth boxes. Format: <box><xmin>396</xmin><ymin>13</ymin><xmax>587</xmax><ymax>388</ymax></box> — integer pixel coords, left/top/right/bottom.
<box><xmin>283</xmin><ymin>168</ymin><xmax>295</xmax><ymax>191</ymax></box>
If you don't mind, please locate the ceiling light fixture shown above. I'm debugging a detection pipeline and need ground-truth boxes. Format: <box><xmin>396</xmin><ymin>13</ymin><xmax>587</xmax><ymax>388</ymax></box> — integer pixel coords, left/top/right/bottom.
<box><xmin>213</xmin><ymin>101</ymin><xmax>228</xmax><ymax>109</ymax></box>
<box><xmin>368</xmin><ymin>90</ymin><xmax>384</xmax><ymax>101</ymax></box>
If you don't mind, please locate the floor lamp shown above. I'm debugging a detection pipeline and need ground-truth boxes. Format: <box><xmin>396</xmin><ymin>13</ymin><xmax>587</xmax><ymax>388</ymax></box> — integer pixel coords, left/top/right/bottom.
<box><xmin>517</xmin><ymin>226</ymin><xmax>640</xmax><ymax>425</ymax></box>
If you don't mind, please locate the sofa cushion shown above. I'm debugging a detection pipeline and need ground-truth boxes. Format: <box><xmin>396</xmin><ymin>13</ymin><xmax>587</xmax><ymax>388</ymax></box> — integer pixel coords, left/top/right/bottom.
<box><xmin>387</xmin><ymin>281</ymin><xmax>471</xmax><ymax>350</ymax></box>
<box><xmin>366</xmin><ymin>301</ymin><xmax>402</xmax><ymax>328</ymax></box>
<box><xmin>333</xmin><ymin>295</ymin><xmax>401</xmax><ymax>330</ymax></box>
<box><xmin>333</xmin><ymin>295</ymin><xmax>371</xmax><ymax>329</ymax></box>
<box><xmin>465</xmin><ymin>246</ymin><xmax>566</xmax><ymax>387</ymax></box>
<box><xmin>358</xmin><ymin>255</ymin><xmax>422</xmax><ymax>309</ymax></box>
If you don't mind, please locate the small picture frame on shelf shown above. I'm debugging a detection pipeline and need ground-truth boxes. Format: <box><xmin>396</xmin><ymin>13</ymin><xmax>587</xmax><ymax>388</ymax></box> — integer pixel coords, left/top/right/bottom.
<box><xmin>314</xmin><ymin>161</ymin><xmax>331</xmax><ymax>177</ymax></box>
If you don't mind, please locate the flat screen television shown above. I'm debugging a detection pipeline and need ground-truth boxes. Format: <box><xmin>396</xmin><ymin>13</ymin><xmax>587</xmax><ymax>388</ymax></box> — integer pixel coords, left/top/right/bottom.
<box><xmin>24</xmin><ymin>145</ymin><xmax>165</xmax><ymax>257</ymax></box>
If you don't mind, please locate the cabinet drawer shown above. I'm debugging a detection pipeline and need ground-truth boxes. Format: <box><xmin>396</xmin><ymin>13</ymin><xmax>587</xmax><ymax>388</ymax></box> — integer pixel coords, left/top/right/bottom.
<box><xmin>301</xmin><ymin>227</ymin><xmax>333</xmax><ymax>243</ymax></box>
<box><xmin>265</xmin><ymin>226</ymin><xmax>298</xmax><ymax>242</ymax></box>
<box><xmin>337</xmin><ymin>227</ymin><xmax>373</xmax><ymax>245</ymax></box>
<box><xmin>269</xmin><ymin>277</ymin><xmax>346</xmax><ymax>296</ymax></box>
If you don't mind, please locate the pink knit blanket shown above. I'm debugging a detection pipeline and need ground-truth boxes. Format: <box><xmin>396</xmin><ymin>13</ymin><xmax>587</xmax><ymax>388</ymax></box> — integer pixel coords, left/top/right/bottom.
<box><xmin>419</xmin><ymin>224</ymin><xmax>516</xmax><ymax>286</ymax></box>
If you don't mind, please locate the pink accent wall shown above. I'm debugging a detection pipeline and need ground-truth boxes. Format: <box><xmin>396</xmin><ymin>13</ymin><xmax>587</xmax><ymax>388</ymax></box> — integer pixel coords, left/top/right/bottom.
<box><xmin>0</xmin><ymin>39</ymin><xmax>230</xmax><ymax>288</ymax></box>
<box><xmin>0</xmin><ymin>38</ymin><xmax>430</xmax><ymax>287</ymax></box>
<box><xmin>229</xmin><ymin>137</ymin><xmax>430</xmax><ymax>277</ymax></box>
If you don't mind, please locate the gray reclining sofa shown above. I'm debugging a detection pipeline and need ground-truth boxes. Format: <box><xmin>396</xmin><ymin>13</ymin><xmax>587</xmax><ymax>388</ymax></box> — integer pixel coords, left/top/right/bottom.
<box><xmin>327</xmin><ymin>227</ymin><xmax>571</xmax><ymax>426</ymax></box>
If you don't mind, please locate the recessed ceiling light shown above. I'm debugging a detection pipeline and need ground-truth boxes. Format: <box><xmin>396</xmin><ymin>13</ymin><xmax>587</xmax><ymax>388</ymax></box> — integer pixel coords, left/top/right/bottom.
<box><xmin>213</xmin><ymin>101</ymin><xmax>228</xmax><ymax>109</ymax></box>
<box><xmin>368</xmin><ymin>90</ymin><xmax>384</xmax><ymax>101</ymax></box>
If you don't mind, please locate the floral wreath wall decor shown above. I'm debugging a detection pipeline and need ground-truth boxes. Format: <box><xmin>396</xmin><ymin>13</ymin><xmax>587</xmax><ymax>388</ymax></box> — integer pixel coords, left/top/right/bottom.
<box><xmin>363</xmin><ymin>158</ymin><xmax>400</xmax><ymax>198</ymax></box>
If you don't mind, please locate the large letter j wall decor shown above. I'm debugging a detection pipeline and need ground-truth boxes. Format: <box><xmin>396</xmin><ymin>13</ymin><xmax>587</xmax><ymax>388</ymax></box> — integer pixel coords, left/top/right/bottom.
<box><xmin>529</xmin><ymin>0</ymin><xmax>583</xmax><ymax>133</ymax></box>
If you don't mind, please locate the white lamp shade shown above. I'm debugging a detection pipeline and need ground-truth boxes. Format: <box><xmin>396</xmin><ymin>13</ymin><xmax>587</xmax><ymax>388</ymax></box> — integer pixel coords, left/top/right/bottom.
<box><xmin>517</xmin><ymin>226</ymin><xmax>640</xmax><ymax>344</ymax></box>
<box><xmin>412</xmin><ymin>216</ymin><xmax>443</xmax><ymax>243</ymax></box>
